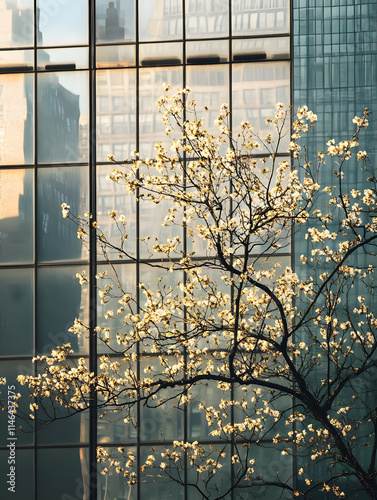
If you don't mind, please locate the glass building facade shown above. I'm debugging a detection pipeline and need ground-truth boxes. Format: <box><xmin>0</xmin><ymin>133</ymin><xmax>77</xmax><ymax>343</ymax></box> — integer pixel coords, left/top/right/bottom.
<box><xmin>0</xmin><ymin>0</ymin><xmax>376</xmax><ymax>499</ymax></box>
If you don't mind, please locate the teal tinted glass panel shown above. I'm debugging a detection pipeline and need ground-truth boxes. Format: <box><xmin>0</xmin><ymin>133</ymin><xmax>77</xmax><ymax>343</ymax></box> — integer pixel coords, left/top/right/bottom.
<box><xmin>0</xmin><ymin>268</ymin><xmax>33</xmax><ymax>356</ymax></box>
<box><xmin>37</xmin><ymin>390</ymin><xmax>89</xmax><ymax>445</ymax></box>
<box><xmin>0</xmin><ymin>73</ymin><xmax>33</xmax><ymax>165</ymax></box>
<box><xmin>37</xmin><ymin>72</ymin><xmax>89</xmax><ymax>164</ymax></box>
<box><xmin>37</xmin><ymin>0</ymin><xmax>88</xmax><ymax>46</ymax></box>
<box><xmin>96</xmin><ymin>0</ymin><xmax>135</xmax><ymax>42</ymax></box>
<box><xmin>36</xmin><ymin>265</ymin><xmax>89</xmax><ymax>354</ymax></box>
<box><xmin>37</xmin><ymin>448</ymin><xmax>89</xmax><ymax>499</ymax></box>
<box><xmin>140</xmin><ymin>446</ymin><xmax>184</xmax><ymax>499</ymax></box>
<box><xmin>0</xmin><ymin>1</ymin><xmax>34</xmax><ymax>48</ymax></box>
<box><xmin>97</xmin><ymin>447</ymin><xmax>137</xmax><ymax>499</ymax></box>
<box><xmin>139</xmin><ymin>0</ymin><xmax>183</xmax><ymax>41</ymax></box>
<box><xmin>0</xmin><ymin>360</ymin><xmax>34</xmax><ymax>445</ymax></box>
<box><xmin>0</xmin><ymin>449</ymin><xmax>34</xmax><ymax>500</ymax></box>
<box><xmin>0</xmin><ymin>169</ymin><xmax>33</xmax><ymax>264</ymax></box>
<box><xmin>139</xmin><ymin>359</ymin><xmax>183</xmax><ymax>442</ymax></box>
<box><xmin>37</xmin><ymin>166</ymin><xmax>88</xmax><ymax>262</ymax></box>
<box><xmin>96</xmin><ymin>69</ymin><xmax>136</xmax><ymax>162</ymax></box>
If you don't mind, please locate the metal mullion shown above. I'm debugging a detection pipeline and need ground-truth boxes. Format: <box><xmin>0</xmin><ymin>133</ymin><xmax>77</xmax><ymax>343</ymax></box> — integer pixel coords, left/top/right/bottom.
<box><xmin>228</xmin><ymin>1</ymin><xmax>237</xmax><ymax>496</ymax></box>
<box><xmin>289</xmin><ymin>0</ymin><xmax>298</xmax><ymax>494</ymax></box>
<box><xmin>181</xmin><ymin>2</ymin><xmax>189</xmax><ymax>497</ymax></box>
<box><xmin>88</xmin><ymin>0</ymin><xmax>98</xmax><ymax>498</ymax></box>
<box><xmin>33</xmin><ymin>0</ymin><xmax>39</xmax><ymax>496</ymax></box>
<box><xmin>135</xmin><ymin>3</ymin><xmax>141</xmax><ymax>499</ymax></box>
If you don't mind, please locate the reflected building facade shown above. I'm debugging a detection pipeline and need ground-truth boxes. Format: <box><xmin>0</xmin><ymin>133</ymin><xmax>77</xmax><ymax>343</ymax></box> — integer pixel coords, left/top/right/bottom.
<box><xmin>0</xmin><ymin>1</ymin><xmax>376</xmax><ymax>499</ymax></box>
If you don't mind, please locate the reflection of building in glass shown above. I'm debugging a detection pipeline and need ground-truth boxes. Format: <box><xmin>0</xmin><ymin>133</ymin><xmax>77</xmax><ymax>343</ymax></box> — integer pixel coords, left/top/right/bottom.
<box><xmin>96</xmin><ymin>0</ymin><xmax>134</xmax><ymax>42</ymax></box>
<box><xmin>38</xmin><ymin>74</ymin><xmax>80</xmax><ymax>162</ymax></box>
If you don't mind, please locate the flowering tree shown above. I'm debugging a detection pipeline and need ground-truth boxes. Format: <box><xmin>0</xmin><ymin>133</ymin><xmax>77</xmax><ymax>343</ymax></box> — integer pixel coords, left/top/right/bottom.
<box><xmin>17</xmin><ymin>87</ymin><xmax>377</xmax><ymax>498</ymax></box>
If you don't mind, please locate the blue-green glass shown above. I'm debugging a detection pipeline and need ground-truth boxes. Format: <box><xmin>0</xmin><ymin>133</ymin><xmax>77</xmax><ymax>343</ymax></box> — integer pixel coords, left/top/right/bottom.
<box><xmin>139</xmin><ymin>359</ymin><xmax>183</xmax><ymax>442</ymax></box>
<box><xmin>0</xmin><ymin>268</ymin><xmax>33</xmax><ymax>356</ymax></box>
<box><xmin>36</xmin><ymin>265</ymin><xmax>89</xmax><ymax>354</ymax></box>
<box><xmin>37</xmin><ymin>448</ymin><xmax>89</xmax><ymax>499</ymax></box>
<box><xmin>37</xmin><ymin>166</ymin><xmax>88</xmax><ymax>262</ymax></box>
<box><xmin>0</xmin><ymin>449</ymin><xmax>34</xmax><ymax>500</ymax></box>
<box><xmin>0</xmin><ymin>360</ymin><xmax>34</xmax><ymax>445</ymax></box>
<box><xmin>140</xmin><ymin>446</ymin><xmax>184</xmax><ymax>499</ymax></box>
<box><xmin>0</xmin><ymin>169</ymin><xmax>33</xmax><ymax>264</ymax></box>
<box><xmin>97</xmin><ymin>447</ymin><xmax>137</xmax><ymax>500</ymax></box>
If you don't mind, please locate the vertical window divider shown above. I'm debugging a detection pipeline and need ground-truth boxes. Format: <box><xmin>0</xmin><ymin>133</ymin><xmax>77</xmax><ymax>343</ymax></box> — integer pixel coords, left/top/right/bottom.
<box><xmin>33</xmin><ymin>0</ymin><xmax>38</xmax><ymax>498</ymax></box>
<box><xmin>181</xmin><ymin>4</ymin><xmax>188</xmax><ymax>498</ymax></box>
<box><xmin>289</xmin><ymin>0</ymin><xmax>298</xmax><ymax>494</ymax></box>
<box><xmin>135</xmin><ymin>2</ymin><xmax>141</xmax><ymax>498</ymax></box>
<box><xmin>89</xmin><ymin>1</ymin><xmax>98</xmax><ymax>498</ymax></box>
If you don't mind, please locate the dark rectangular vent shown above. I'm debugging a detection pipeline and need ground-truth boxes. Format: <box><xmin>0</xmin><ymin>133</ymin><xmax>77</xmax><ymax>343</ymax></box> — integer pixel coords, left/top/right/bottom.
<box><xmin>233</xmin><ymin>52</ymin><xmax>266</xmax><ymax>62</ymax></box>
<box><xmin>141</xmin><ymin>58</ymin><xmax>181</xmax><ymax>67</ymax></box>
<box><xmin>187</xmin><ymin>55</ymin><xmax>221</xmax><ymax>64</ymax></box>
<box><xmin>45</xmin><ymin>63</ymin><xmax>77</xmax><ymax>71</ymax></box>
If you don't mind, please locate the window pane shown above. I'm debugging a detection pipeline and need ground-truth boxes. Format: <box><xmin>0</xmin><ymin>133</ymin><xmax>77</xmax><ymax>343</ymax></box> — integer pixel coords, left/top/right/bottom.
<box><xmin>96</xmin><ymin>0</ymin><xmax>135</xmax><ymax>42</ymax></box>
<box><xmin>37</xmin><ymin>0</ymin><xmax>88</xmax><ymax>46</ymax></box>
<box><xmin>37</xmin><ymin>385</ymin><xmax>89</xmax><ymax>445</ymax></box>
<box><xmin>186</xmin><ymin>40</ymin><xmax>228</xmax><ymax>64</ymax></box>
<box><xmin>140</xmin><ymin>42</ymin><xmax>182</xmax><ymax>67</ymax></box>
<box><xmin>232</xmin><ymin>61</ymin><xmax>290</xmax><ymax>152</ymax></box>
<box><xmin>96</xmin><ymin>44</ymin><xmax>136</xmax><ymax>68</ymax></box>
<box><xmin>97</xmin><ymin>166</ymin><xmax>136</xmax><ymax>260</ymax></box>
<box><xmin>0</xmin><ymin>268</ymin><xmax>33</xmax><ymax>356</ymax></box>
<box><xmin>139</xmin><ymin>0</ymin><xmax>183</xmax><ymax>41</ymax></box>
<box><xmin>139</xmin><ymin>67</ymin><xmax>182</xmax><ymax>158</ymax></box>
<box><xmin>37</xmin><ymin>47</ymin><xmax>89</xmax><ymax>71</ymax></box>
<box><xmin>232</xmin><ymin>0</ymin><xmax>290</xmax><ymax>36</ymax></box>
<box><xmin>38</xmin><ymin>72</ymin><xmax>89</xmax><ymax>163</ymax></box>
<box><xmin>37</xmin><ymin>166</ymin><xmax>89</xmax><ymax>262</ymax></box>
<box><xmin>0</xmin><ymin>360</ymin><xmax>34</xmax><ymax>445</ymax></box>
<box><xmin>37</xmin><ymin>265</ymin><xmax>89</xmax><ymax>354</ymax></box>
<box><xmin>37</xmin><ymin>448</ymin><xmax>90</xmax><ymax>500</ymax></box>
<box><xmin>233</xmin><ymin>37</ymin><xmax>290</xmax><ymax>62</ymax></box>
<box><xmin>96</xmin><ymin>69</ymin><xmax>136</xmax><ymax>162</ymax></box>
<box><xmin>0</xmin><ymin>73</ymin><xmax>33</xmax><ymax>165</ymax></box>
<box><xmin>186</xmin><ymin>64</ymin><xmax>229</xmax><ymax>136</ymax></box>
<box><xmin>0</xmin><ymin>169</ymin><xmax>33</xmax><ymax>264</ymax></box>
<box><xmin>96</xmin><ymin>263</ymin><xmax>137</xmax><ymax>353</ymax></box>
<box><xmin>0</xmin><ymin>1</ymin><xmax>34</xmax><ymax>48</ymax></box>
<box><xmin>0</xmin><ymin>449</ymin><xmax>34</xmax><ymax>499</ymax></box>
<box><xmin>186</xmin><ymin>0</ymin><xmax>229</xmax><ymax>39</ymax></box>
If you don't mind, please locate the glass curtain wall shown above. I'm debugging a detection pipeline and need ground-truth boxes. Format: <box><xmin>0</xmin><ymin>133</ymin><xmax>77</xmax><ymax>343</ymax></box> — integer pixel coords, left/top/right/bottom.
<box><xmin>293</xmin><ymin>0</ymin><xmax>377</xmax><ymax>497</ymax></box>
<box><xmin>0</xmin><ymin>1</ymin><xmax>290</xmax><ymax>499</ymax></box>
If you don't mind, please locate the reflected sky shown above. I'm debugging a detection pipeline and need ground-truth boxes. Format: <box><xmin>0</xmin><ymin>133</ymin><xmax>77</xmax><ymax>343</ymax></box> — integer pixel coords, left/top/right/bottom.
<box><xmin>37</xmin><ymin>0</ymin><xmax>88</xmax><ymax>46</ymax></box>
